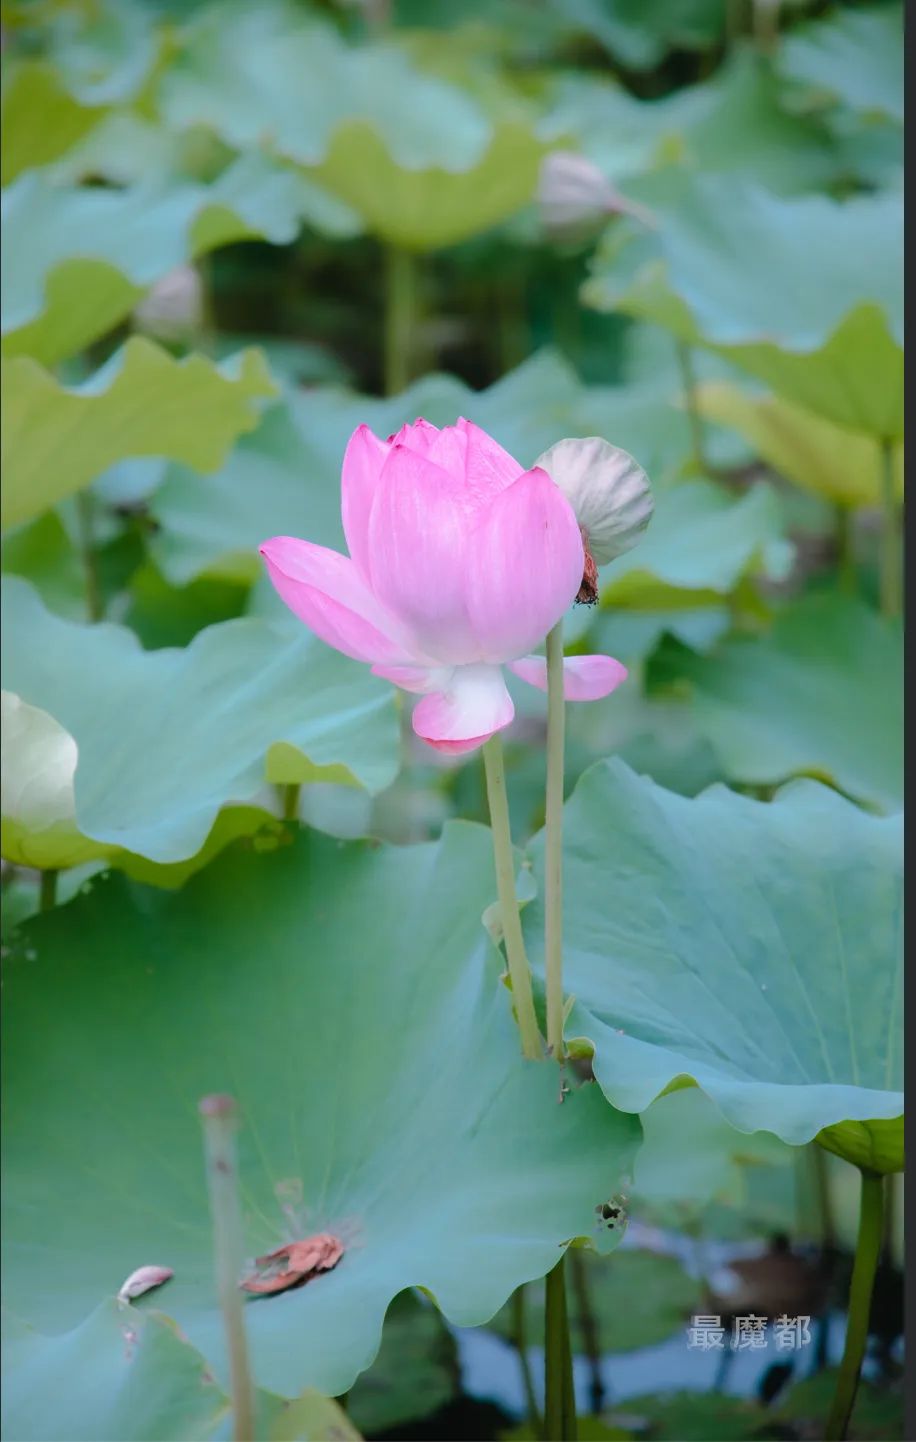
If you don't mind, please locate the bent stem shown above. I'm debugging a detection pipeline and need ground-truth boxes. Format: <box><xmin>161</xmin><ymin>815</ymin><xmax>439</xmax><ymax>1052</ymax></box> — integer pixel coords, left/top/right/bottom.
<box><xmin>482</xmin><ymin>735</ymin><xmax>542</xmax><ymax>1060</ymax></box>
<box><xmin>544</xmin><ymin>623</ymin><xmax>567</xmax><ymax>1060</ymax></box>
<box><xmin>545</xmin><ymin>1253</ymin><xmax>577</xmax><ymax>1441</ymax></box>
<box><xmin>878</xmin><ymin>437</ymin><xmax>902</xmax><ymax>619</ymax></box>
<box><xmin>199</xmin><ymin>1095</ymin><xmax>255</xmax><ymax>1442</ymax></box>
<box><xmin>383</xmin><ymin>243</ymin><xmax>415</xmax><ymax>397</ymax></box>
<box><xmin>824</xmin><ymin>1166</ymin><xmax>884</xmax><ymax>1441</ymax></box>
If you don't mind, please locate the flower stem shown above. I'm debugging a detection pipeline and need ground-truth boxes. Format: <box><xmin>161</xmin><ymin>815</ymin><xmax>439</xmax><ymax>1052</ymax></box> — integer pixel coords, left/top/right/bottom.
<box><xmin>824</xmin><ymin>1167</ymin><xmax>884</xmax><ymax>1441</ymax></box>
<box><xmin>75</xmin><ymin>490</ymin><xmax>103</xmax><ymax>622</ymax></box>
<box><xmin>383</xmin><ymin>244</ymin><xmax>415</xmax><ymax>397</ymax></box>
<box><xmin>482</xmin><ymin>735</ymin><xmax>542</xmax><ymax>1060</ymax></box>
<box><xmin>544</xmin><ymin>623</ymin><xmax>567</xmax><ymax>1061</ymax></box>
<box><xmin>39</xmin><ymin>868</ymin><xmax>58</xmax><ymax>912</ymax></box>
<box><xmin>199</xmin><ymin>1095</ymin><xmax>255</xmax><ymax>1442</ymax></box>
<box><xmin>675</xmin><ymin>341</ymin><xmax>707</xmax><ymax>475</ymax></box>
<box><xmin>544</xmin><ymin>1254</ymin><xmax>577</xmax><ymax>1441</ymax></box>
<box><xmin>510</xmin><ymin>1285</ymin><xmax>542</xmax><ymax>1432</ymax></box>
<box><xmin>878</xmin><ymin>437</ymin><xmax>901</xmax><ymax>619</ymax></box>
<box><xmin>569</xmin><ymin>1247</ymin><xmax>604</xmax><ymax>1415</ymax></box>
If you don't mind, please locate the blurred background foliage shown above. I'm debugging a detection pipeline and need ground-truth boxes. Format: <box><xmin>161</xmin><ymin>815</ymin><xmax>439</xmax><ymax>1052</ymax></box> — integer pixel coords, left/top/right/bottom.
<box><xmin>0</xmin><ymin>0</ymin><xmax>903</xmax><ymax>1438</ymax></box>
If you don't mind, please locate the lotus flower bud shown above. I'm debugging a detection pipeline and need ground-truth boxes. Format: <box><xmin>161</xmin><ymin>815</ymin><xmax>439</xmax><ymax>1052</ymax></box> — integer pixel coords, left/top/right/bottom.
<box><xmin>538</xmin><ymin>151</ymin><xmax>656</xmax><ymax>239</ymax></box>
<box><xmin>133</xmin><ymin>265</ymin><xmax>203</xmax><ymax>340</ymax></box>
<box><xmin>535</xmin><ymin>437</ymin><xmax>654</xmax><ymax>599</ymax></box>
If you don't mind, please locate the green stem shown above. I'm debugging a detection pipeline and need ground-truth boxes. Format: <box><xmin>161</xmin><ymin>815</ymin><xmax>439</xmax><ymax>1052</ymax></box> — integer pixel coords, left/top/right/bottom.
<box><xmin>544</xmin><ymin>623</ymin><xmax>566</xmax><ymax>1060</ymax></box>
<box><xmin>835</xmin><ymin>505</ymin><xmax>857</xmax><ymax>598</ymax></box>
<box><xmin>199</xmin><ymin>1095</ymin><xmax>255</xmax><ymax>1442</ymax></box>
<box><xmin>383</xmin><ymin>244</ymin><xmax>415</xmax><ymax>397</ymax></box>
<box><xmin>544</xmin><ymin>1254</ymin><xmax>577</xmax><ymax>1441</ymax></box>
<box><xmin>878</xmin><ymin>437</ymin><xmax>901</xmax><ymax>619</ymax></box>
<box><xmin>39</xmin><ymin>868</ymin><xmax>58</xmax><ymax>912</ymax></box>
<box><xmin>75</xmin><ymin>490</ymin><xmax>103</xmax><ymax>622</ymax></box>
<box><xmin>482</xmin><ymin>735</ymin><xmax>542</xmax><ymax>1061</ymax></box>
<box><xmin>281</xmin><ymin>783</ymin><xmax>301</xmax><ymax>822</ymax></box>
<box><xmin>824</xmin><ymin>1167</ymin><xmax>884</xmax><ymax>1441</ymax></box>
<box><xmin>569</xmin><ymin>1248</ymin><xmax>603</xmax><ymax>1414</ymax></box>
<box><xmin>675</xmin><ymin>341</ymin><xmax>707</xmax><ymax>475</ymax></box>
<box><xmin>510</xmin><ymin>1285</ymin><xmax>542</xmax><ymax>1432</ymax></box>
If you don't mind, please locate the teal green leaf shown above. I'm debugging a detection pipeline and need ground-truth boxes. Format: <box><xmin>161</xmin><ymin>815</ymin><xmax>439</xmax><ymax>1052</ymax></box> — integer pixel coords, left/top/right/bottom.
<box><xmin>523</xmin><ymin>760</ymin><xmax>903</xmax><ymax>1155</ymax></box>
<box><xmin>0</xmin><ymin>577</ymin><xmax>400</xmax><ymax>865</ymax></box>
<box><xmin>599</xmin><ymin>478</ymin><xmax>792</xmax><ymax>609</ymax></box>
<box><xmin>607</xmin><ymin>1391</ymin><xmax>768</xmax><ymax>1441</ymax></box>
<box><xmin>776</xmin><ymin>1370</ymin><xmax>904</xmax><ymax>1442</ymax></box>
<box><xmin>0</xmin><ymin>61</ymin><xmax>105</xmax><ymax>185</ymax></box>
<box><xmin>778</xmin><ymin>4</ymin><xmax>904</xmax><ymax>124</ymax></box>
<box><xmin>18</xmin><ymin>0</ymin><xmax>158</xmax><ymax>106</ymax></box>
<box><xmin>1</xmin><ymin>156</ymin><xmax>359</xmax><ymax>364</ymax></box>
<box><xmin>653</xmin><ymin>594</ymin><xmax>903</xmax><ymax>812</ymax></box>
<box><xmin>489</xmin><ymin>1248</ymin><xmax>702</xmax><ymax>1355</ymax></box>
<box><xmin>1</xmin><ymin>339</ymin><xmax>274</xmax><ymax>532</ymax></box>
<box><xmin>552</xmin><ymin>0</ymin><xmax>727</xmax><ymax>71</ymax></box>
<box><xmin>1</xmin><ymin>825</ymin><xmax>642</xmax><ymax>1396</ymax></box>
<box><xmin>696</xmin><ymin>382</ymin><xmax>904</xmax><ymax>508</ymax></box>
<box><xmin>1</xmin><ymin>1302</ymin><xmax>227</xmax><ymax>1442</ymax></box>
<box><xmin>346</xmin><ymin>1292</ymin><xmax>459</xmax><ymax>1435</ymax></box>
<box><xmin>583</xmin><ymin>174</ymin><xmax>903</xmax><ymax>439</ymax></box>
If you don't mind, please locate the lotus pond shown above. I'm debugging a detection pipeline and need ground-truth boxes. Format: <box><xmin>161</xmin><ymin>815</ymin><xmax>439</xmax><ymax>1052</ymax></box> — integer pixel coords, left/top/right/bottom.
<box><xmin>0</xmin><ymin>2</ymin><xmax>904</xmax><ymax>1441</ymax></box>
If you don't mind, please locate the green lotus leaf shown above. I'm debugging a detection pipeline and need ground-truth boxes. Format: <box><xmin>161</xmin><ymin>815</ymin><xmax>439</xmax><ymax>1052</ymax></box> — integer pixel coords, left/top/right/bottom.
<box><xmin>777</xmin><ymin>3</ymin><xmax>904</xmax><ymax>125</ymax></box>
<box><xmin>0</xmin><ymin>338</ymin><xmax>275</xmax><ymax>532</ymax></box>
<box><xmin>13</xmin><ymin>0</ymin><xmax>158</xmax><ymax>107</ymax></box>
<box><xmin>652</xmin><ymin>593</ymin><xmax>903</xmax><ymax>812</ymax></box>
<box><xmin>523</xmin><ymin>759</ymin><xmax>903</xmax><ymax>1161</ymax></box>
<box><xmin>346</xmin><ymin>1292</ymin><xmax>459</xmax><ymax>1436</ymax></box>
<box><xmin>696</xmin><ymin>382</ymin><xmax>904</xmax><ymax>509</ymax></box>
<box><xmin>775</xmin><ymin>1370</ymin><xmax>904</xmax><ymax>1442</ymax></box>
<box><xmin>1</xmin><ymin>1300</ymin><xmax>360</xmax><ymax>1442</ymax></box>
<box><xmin>583</xmin><ymin>174</ymin><xmax>903</xmax><ymax>439</ymax></box>
<box><xmin>0</xmin><ymin>577</ymin><xmax>400</xmax><ymax>865</ymax></box>
<box><xmin>1</xmin><ymin>825</ymin><xmax>642</xmax><ymax>1396</ymax></box>
<box><xmin>489</xmin><ymin>1248</ymin><xmax>702</xmax><ymax>1355</ymax></box>
<box><xmin>599</xmin><ymin>478</ymin><xmax>792</xmax><ymax>609</ymax></box>
<box><xmin>149</xmin><ymin>352</ymin><xmax>591</xmax><ymax>587</ymax></box>
<box><xmin>1</xmin><ymin>155</ymin><xmax>359</xmax><ymax>364</ymax></box>
<box><xmin>0</xmin><ymin>61</ymin><xmax>105</xmax><ymax>185</ymax></box>
<box><xmin>606</xmin><ymin>1391</ymin><xmax>768</xmax><ymax>1441</ymax></box>
<box><xmin>552</xmin><ymin>0</ymin><xmax>728</xmax><ymax>71</ymax></box>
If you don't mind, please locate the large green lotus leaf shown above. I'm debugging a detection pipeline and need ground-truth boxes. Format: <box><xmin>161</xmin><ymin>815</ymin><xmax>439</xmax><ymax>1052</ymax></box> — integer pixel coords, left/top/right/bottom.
<box><xmin>14</xmin><ymin>0</ymin><xmax>158</xmax><ymax>107</ymax></box>
<box><xmin>1</xmin><ymin>826</ymin><xmax>642</xmax><ymax>1396</ymax></box>
<box><xmin>697</xmin><ymin>382</ymin><xmax>904</xmax><ymax>509</ymax></box>
<box><xmin>149</xmin><ymin>352</ymin><xmax>589</xmax><ymax>586</ymax></box>
<box><xmin>1</xmin><ymin>1301</ymin><xmax>361</xmax><ymax>1442</ymax></box>
<box><xmin>0</xmin><ymin>338</ymin><xmax>275</xmax><ymax>532</ymax></box>
<box><xmin>1</xmin><ymin>1302</ymin><xmax>229</xmax><ymax>1442</ymax></box>
<box><xmin>489</xmin><ymin>1249</ymin><xmax>701</xmax><ymax>1356</ymax></box>
<box><xmin>1</xmin><ymin>155</ymin><xmax>359</xmax><ymax>364</ymax></box>
<box><xmin>551</xmin><ymin>0</ymin><xmax>727</xmax><ymax>71</ymax></box>
<box><xmin>0</xmin><ymin>61</ymin><xmax>105</xmax><ymax>185</ymax></box>
<box><xmin>0</xmin><ymin>577</ymin><xmax>400</xmax><ymax>864</ymax></box>
<box><xmin>778</xmin><ymin>3</ymin><xmax>904</xmax><ymax>125</ymax></box>
<box><xmin>583</xmin><ymin>174</ymin><xmax>903</xmax><ymax>439</ymax></box>
<box><xmin>652</xmin><ymin>593</ymin><xmax>903</xmax><ymax>812</ymax></box>
<box><xmin>599</xmin><ymin>478</ymin><xmax>792</xmax><ymax>609</ymax></box>
<box><xmin>523</xmin><ymin>760</ymin><xmax>903</xmax><ymax>1155</ymax></box>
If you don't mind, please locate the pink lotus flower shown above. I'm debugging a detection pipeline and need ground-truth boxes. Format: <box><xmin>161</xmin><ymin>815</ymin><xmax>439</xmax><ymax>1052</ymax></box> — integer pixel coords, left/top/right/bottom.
<box><xmin>260</xmin><ymin>418</ymin><xmax>627</xmax><ymax>754</ymax></box>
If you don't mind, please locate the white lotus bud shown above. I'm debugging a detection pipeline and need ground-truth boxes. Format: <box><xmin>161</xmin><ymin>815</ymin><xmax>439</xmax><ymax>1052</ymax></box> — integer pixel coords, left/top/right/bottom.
<box><xmin>538</xmin><ymin>151</ymin><xmax>656</xmax><ymax>238</ymax></box>
<box><xmin>133</xmin><ymin>266</ymin><xmax>203</xmax><ymax>340</ymax></box>
<box><xmin>536</xmin><ymin>436</ymin><xmax>654</xmax><ymax>577</ymax></box>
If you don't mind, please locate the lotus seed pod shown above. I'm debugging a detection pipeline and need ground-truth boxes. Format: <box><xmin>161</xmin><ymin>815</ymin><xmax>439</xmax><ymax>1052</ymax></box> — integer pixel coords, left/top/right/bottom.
<box><xmin>133</xmin><ymin>265</ymin><xmax>203</xmax><ymax>340</ymax></box>
<box><xmin>535</xmin><ymin>436</ymin><xmax>654</xmax><ymax>566</ymax></box>
<box><xmin>538</xmin><ymin>152</ymin><xmax>657</xmax><ymax>239</ymax></box>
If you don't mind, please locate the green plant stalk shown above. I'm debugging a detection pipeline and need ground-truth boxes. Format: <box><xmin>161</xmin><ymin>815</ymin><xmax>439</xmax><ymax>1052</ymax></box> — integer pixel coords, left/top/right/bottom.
<box><xmin>282</xmin><ymin>782</ymin><xmax>301</xmax><ymax>822</ymax></box>
<box><xmin>482</xmin><ymin>735</ymin><xmax>542</xmax><ymax>1060</ymax></box>
<box><xmin>74</xmin><ymin>490</ymin><xmax>103</xmax><ymax>623</ymax></box>
<box><xmin>878</xmin><ymin>437</ymin><xmax>902</xmax><ymax>619</ymax></box>
<box><xmin>199</xmin><ymin>1095</ymin><xmax>255</xmax><ymax>1442</ymax></box>
<box><xmin>544</xmin><ymin>622</ymin><xmax>567</xmax><ymax>1060</ymax></box>
<box><xmin>568</xmin><ymin>1248</ymin><xmax>604</xmax><ymax>1415</ymax></box>
<box><xmin>834</xmin><ymin>505</ymin><xmax>857</xmax><ymax>598</ymax></box>
<box><xmin>544</xmin><ymin>1254</ymin><xmax>577</xmax><ymax>1441</ymax></box>
<box><xmin>510</xmin><ymin>1285</ymin><xmax>542</xmax><ymax>1432</ymax></box>
<box><xmin>824</xmin><ymin>1167</ymin><xmax>884</xmax><ymax>1441</ymax></box>
<box><xmin>39</xmin><ymin>868</ymin><xmax>58</xmax><ymax>912</ymax></box>
<box><xmin>675</xmin><ymin>341</ymin><xmax>707</xmax><ymax>475</ymax></box>
<box><xmin>383</xmin><ymin>243</ymin><xmax>415</xmax><ymax>397</ymax></box>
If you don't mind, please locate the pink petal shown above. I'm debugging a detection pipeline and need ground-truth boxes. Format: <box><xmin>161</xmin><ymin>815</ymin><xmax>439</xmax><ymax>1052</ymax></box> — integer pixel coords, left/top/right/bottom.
<box><xmin>388</xmin><ymin>418</ymin><xmax>440</xmax><ymax>450</ymax></box>
<box><xmin>412</xmin><ymin>664</ymin><xmax>514</xmax><ymax>751</ymax></box>
<box><xmin>508</xmin><ymin>653</ymin><xmax>629</xmax><ymax>700</ymax></box>
<box><xmin>341</xmin><ymin>425</ymin><xmax>389</xmax><ymax>580</ymax></box>
<box><xmin>371</xmin><ymin>663</ymin><xmax>452</xmax><ymax>694</ymax></box>
<box><xmin>260</xmin><ymin>536</ymin><xmax>414</xmax><ymax>666</ymax></box>
<box><xmin>367</xmin><ymin>444</ymin><xmax>479</xmax><ymax>664</ymax></box>
<box><xmin>456</xmin><ymin>418</ymin><xmax>524</xmax><ymax>499</ymax></box>
<box><xmin>464</xmin><ymin>467</ymin><xmax>584</xmax><ymax>663</ymax></box>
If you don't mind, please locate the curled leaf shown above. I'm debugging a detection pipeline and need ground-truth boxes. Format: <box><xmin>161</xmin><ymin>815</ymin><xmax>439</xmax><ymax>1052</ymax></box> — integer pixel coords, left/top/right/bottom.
<box><xmin>240</xmin><ymin>1234</ymin><xmax>343</xmax><ymax>1297</ymax></box>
